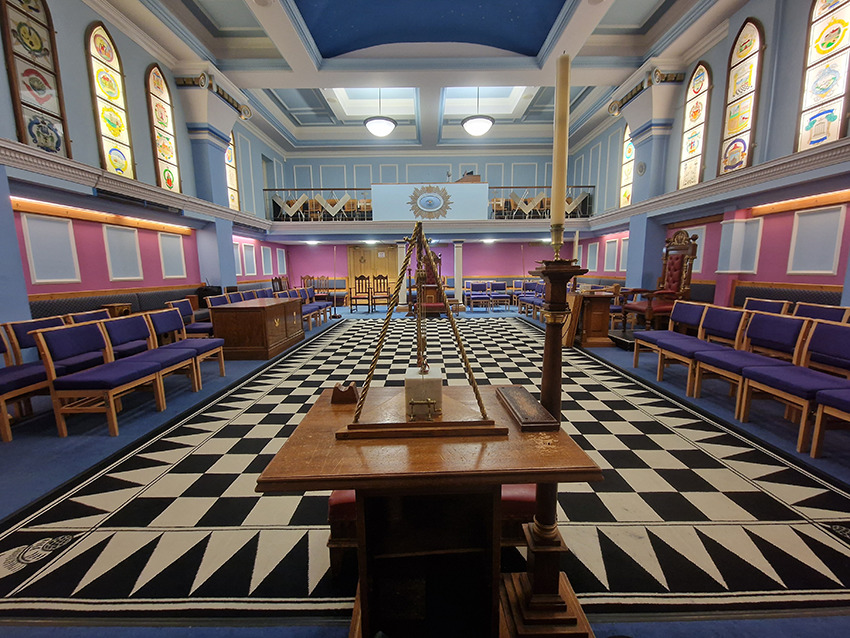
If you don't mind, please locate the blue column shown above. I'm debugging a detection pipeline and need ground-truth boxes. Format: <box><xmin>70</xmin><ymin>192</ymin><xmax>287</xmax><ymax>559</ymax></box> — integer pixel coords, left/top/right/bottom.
<box><xmin>197</xmin><ymin>217</ymin><xmax>236</xmax><ymax>289</ymax></box>
<box><xmin>0</xmin><ymin>166</ymin><xmax>32</xmax><ymax>321</ymax></box>
<box><xmin>187</xmin><ymin>124</ymin><xmax>230</xmax><ymax>207</ymax></box>
<box><xmin>625</xmin><ymin>213</ymin><xmax>666</xmax><ymax>290</ymax></box>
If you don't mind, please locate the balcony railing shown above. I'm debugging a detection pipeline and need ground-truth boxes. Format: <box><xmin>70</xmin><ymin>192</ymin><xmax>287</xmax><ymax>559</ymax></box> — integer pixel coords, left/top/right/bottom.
<box><xmin>263</xmin><ymin>184</ymin><xmax>595</xmax><ymax>222</ymax></box>
<box><xmin>487</xmin><ymin>185</ymin><xmax>595</xmax><ymax>220</ymax></box>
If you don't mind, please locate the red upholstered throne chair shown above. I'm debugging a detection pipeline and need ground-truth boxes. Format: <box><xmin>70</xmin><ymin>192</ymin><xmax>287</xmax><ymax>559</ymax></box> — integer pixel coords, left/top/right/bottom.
<box><xmin>622</xmin><ymin>230</ymin><xmax>698</xmax><ymax>330</ymax></box>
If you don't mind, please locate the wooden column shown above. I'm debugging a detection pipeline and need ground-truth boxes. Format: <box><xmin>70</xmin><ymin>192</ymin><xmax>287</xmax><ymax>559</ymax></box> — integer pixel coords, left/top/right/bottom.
<box><xmin>500</xmin><ymin>262</ymin><xmax>593</xmax><ymax>635</ymax></box>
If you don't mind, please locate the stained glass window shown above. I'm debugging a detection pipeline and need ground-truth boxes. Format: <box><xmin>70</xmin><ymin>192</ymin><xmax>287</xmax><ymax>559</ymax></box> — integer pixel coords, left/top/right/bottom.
<box><xmin>0</xmin><ymin>0</ymin><xmax>71</xmax><ymax>156</ymax></box>
<box><xmin>797</xmin><ymin>0</ymin><xmax>850</xmax><ymax>151</ymax></box>
<box><xmin>225</xmin><ymin>132</ymin><xmax>240</xmax><ymax>211</ymax></box>
<box><xmin>146</xmin><ymin>64</ymin><xmax>180</xmax><ymax>193</ymax></box>
<box><xmin>719</xmin><ymin>19</ymin><xmax>764</xmax><ymax>175</ymax></box>
<box><xmin>87</xmin><ymin>23</ymin><xmax>134</xmax><ymax>178</ymax></box>
<box><xmin>620</xmin><ymin>125</ymin><xmax>634</xmax><ymax>207</ymax></box>
<box><xmin>679</xmin><ymin>62</ymin><xmax>711</xmax><ymax>188</ymax></box>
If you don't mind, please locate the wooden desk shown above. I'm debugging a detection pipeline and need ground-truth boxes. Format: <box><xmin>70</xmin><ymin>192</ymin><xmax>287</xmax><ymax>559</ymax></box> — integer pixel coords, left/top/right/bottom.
<box><xmin>210</xmin><ymin>298</ymin><xmax>302</xmax><ymax>359</ymax></box>
<box><xmin>257</xmin><ymin>386</ymin><xmax>601</xmax><ymax>637</ymax></box>
<box><xmin>568</xmin><ymin>292</ymin><xmax>615</xmax><ymax>348</ymax></box>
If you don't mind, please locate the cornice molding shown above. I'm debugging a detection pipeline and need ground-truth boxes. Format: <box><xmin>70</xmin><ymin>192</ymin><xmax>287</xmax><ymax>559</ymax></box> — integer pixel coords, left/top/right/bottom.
<box><xmin>592</xmin><ymin>138</ymin><xmax>850</xmax><ymax>227</ymax></box>
<box><xmin>683</xmin><ymin>19</ymin><xmax>729</xmax><ymax>67</ymax></box>
<box><xmin>79</xmin><ymin>0</ymin><xmax>178</xmax><ymax>68</ymax></box>
<box><xmin>0</xmin><ymin>139</ymin><xmax>271</xmax><ymax>232</ymax></box>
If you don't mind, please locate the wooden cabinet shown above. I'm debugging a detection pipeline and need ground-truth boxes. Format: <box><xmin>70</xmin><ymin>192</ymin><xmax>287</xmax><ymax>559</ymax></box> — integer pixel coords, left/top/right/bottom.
<box><xmin>568</xmin><ymin>292</ymin><xmax>615</xmax><ymax>347</ymax></box>
<box><xmin>210</xmin><ymin>298</ymin><xmax>303</xmax><ymax>359</ymax></box>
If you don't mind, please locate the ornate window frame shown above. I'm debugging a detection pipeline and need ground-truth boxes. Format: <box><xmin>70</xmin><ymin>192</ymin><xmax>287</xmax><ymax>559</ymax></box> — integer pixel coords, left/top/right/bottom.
<box><xmin>0</xmin><ymin>0</ymin><xmax>71</xmax><ymax>156</ymax></box>
<box><xmin>619</xmin><ymin>125</ymin><xmax>634</xmax><ymax>207</ymax></box>
<box><xmin>718</xmin><ymin>19</ymin><xmax>765</xmax><ymax>175</ymax></box>
<box><xmin>679</xmin><ymin>62</ymin><xmax>711</xmax><ymax>188</ymax></box>
<box><xmin>225</xmin><ymin>131</ymin><xmax>240</xmax><ymax>211</ymax></box>
<box><xmin>797</xmin><ymin>0</ymin><xmax>850</xmax><ymax>151</ymax></box>
<box><xmin>146</xmin><ymin>63</ymin><xmax>181</xmax><ymax>193</ymax></box>
<box><xmin>87</xmin><ymin>22</ymin><xmax>135</xmax><ymax>178</ymax></box>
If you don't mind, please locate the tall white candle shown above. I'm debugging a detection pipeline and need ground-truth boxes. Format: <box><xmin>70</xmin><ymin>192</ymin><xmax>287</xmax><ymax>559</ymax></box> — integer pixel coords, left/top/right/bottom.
<box><xmin>551</xmin><ymin>54</ymin><xmax>570</xmax><ymax>228</ymax></box>
<box><xmin>573</xmin><ymin>230</ymin><xmax>579</xmax><ymax>261</ymax></box>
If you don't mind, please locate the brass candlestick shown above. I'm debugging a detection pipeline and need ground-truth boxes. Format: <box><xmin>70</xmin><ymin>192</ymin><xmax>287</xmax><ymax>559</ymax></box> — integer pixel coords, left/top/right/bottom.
<box><xmin>550</xmin><ymin>223</ymin><xmax>564</xmax><ymax>260</ymax></box>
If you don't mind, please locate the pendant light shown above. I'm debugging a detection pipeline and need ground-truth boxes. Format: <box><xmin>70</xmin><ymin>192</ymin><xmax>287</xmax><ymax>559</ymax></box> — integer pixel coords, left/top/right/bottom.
<box><xmin>365</xmin><ymin>88</ymin><xmax>397</xmax><ymax>137</ymax></box>
<box><xmin>462</xmin><ymin>87</ymin><xmax>494</xmax><ymax>136</ymax></box>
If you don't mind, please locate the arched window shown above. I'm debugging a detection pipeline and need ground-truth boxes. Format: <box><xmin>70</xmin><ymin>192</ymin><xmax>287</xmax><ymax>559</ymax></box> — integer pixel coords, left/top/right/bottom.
<box><xmin>225</xmin><ymin>132</ymin><xmax>240</xmax><ymax>211</ymax></box>
<box><xmin>87</xmin><ymin>22</ymin><xmax>134</xmax><ymax>178</ymax></box>
<box><xmin>719</xmin><ymin>19</ymin><xmax>764</xmax><ymax>175</ymax></box>
<box><xmin>679</xmin><ymin>62</ymin><xmax>711</xmax><ymax>188</ymax></box>
<box><xmin>620</xmin><ymin>125</ymin><xmax>634</xmax><ymax>207</ymax></box>
<box><xmin>0</xmin><ymin>0</ymin><xmax>71</xmax><ymax>156</ymax></box>
<box><xmin>797</xmin><ymin>0</ymin><xmax>850</xmax><ymax>151</ymax></box>
<box><xmin>146</xmin><ymin>64</ymin><xmax>180</xmax><ymax>192</ymax></box>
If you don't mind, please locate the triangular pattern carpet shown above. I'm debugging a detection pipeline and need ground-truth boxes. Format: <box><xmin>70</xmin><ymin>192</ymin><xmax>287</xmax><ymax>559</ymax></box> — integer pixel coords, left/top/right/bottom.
<box><xmin>1</xmin><ymin>317</ymin><xmax>850</xmax><ymax>619</ymax></box>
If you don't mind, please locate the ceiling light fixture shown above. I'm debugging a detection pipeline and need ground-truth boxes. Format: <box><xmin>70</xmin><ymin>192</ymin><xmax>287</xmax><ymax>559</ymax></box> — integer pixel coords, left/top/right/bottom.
<box><xmin>462</xmin><ymin>87</ymin><xmax>494</xmax><ymax>136</ymax></box>
<box><xmin>364</xmin><ymin>88</ymin><xmax>397</xmax><ymax>137</ymax></box>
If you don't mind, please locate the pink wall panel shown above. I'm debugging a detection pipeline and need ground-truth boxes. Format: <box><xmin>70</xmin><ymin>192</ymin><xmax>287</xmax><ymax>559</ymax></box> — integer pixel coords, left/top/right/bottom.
<box><xmin>462</xmin><ymin>242</ymin><xmax>553</xmax><ymax>277</ymax></box>
<box><xmin>16</xmin><ymin>213</ymin><xmax>201</xmax><ymax>295</ymax></box>
<box><xmin>285</xmin><ymin>243</ymin><xmax>348</xmax><ymax>286</ymax></box>
<box><xmin>233</xmin><ymin>236</ymin><xmax>289</xmax><ymax>283</ymax></box>
<box><xmin>577</xmin><ymin>231</ymin><xmax>629</xmax><ymax>277</ymax></box>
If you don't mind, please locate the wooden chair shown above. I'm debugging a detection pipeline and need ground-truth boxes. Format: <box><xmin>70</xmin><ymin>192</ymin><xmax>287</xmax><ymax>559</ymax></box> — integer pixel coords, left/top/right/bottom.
<box><xmin>67</xmin><ymin>309</ymin><xmax>111</xmax><ymax>324</ymax></box>
<box><xmin>622</xmin><ymin>230</ymin><xmax>698</xmax><ymax>329</ymax></box>
<box><xmin>371</xmin><ymin>274</ymin><xmax>391</xmax><ymax>312</ymax></box>
<box><xmin>0</xmin><ymin>327</ymin><xmax>52</xmax><ymax>442</ymax></box>
<box><xmin>349</xmin><ymin>275</ymin><xmax>371</xmax><ymax>312</ymax></box>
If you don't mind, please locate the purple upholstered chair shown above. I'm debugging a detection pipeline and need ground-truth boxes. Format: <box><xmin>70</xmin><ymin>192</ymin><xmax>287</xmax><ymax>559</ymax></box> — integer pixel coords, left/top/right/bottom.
<box><xmin>227</xmin><ymin>292</ymin><xmax>244</xmax><ymax>303</ymax></box>
<box><xmin>104</xmin><ymin>315</ymin><xmax>199</xmax><ymax>392</ymax></box>
<box><xmin>146</xmin><ymin>309</ymin><xmax>225</xmax><ymax>384</ymax></box>
<box><xmin>166</xmin><ymin>299</ymin><xmax>214</xmax><ymax>337</ymax></box>
<box><xmin>4</xmin><ymin>316</ymin><xmax>66</xmax><ymax>364</ymax></box>
<box><xmin>739</xmin><ymin>320</ymin><xmax>850</xmax><ymax>454</ymax></box>
<box><xmin>0</xmin><ymin>327</ymin><xmax>54</xmax><ymax>442</ymax></box>
<box><xmin>465</xmin><ymin>282</ymin><xmax>490</xmax><ymax>312</ymax></box>
<box><xmin>812</xmin><ymin>388</ymin><xmax>850</xmax><ymax>458</ymax></box>
<box><xmin>241</xmin><ymin>290</ymin><xmax>257</xmax><ymax>300</ymax></box>
<box><xmin>792</xmin><ymin>302</ymin><xmax>850</xmax><ymax>322</ymax></box>
<box><xmin>33</xmin><ymin>322</ymin><xmax>165</xmax><ymax>437</ymax></box>
<box><xmin>206</xmin><ymin>294</ymin><xmax>229</xmax><ymax>308</ymax></box>
<box><xmin>489</xmin><ymin>281</ymin><xmax>511</xmax><ymax>310</ymax></box>
<box><xmin>693</xmin><ymin>312</ymin><xmax>809</xmax><ymax>419</ymax></box>
<box><xmin>657</xmin><ymin>305</ymin><xmax>747</xmax><ymax>395</ymax></box>
<box><xmin>67</xmin><ymin>309</ymin><xmax>111</xmax><ymax>324</ymax></box>
<box><xmin>633</xmin><ymin>301</ymin><xmax>707</xmax><ymax>367</ymax></box>
<box><xmin>742</xmin><ymin>297</ymin><xmax>790</xmax><ymax>314</ymax></box>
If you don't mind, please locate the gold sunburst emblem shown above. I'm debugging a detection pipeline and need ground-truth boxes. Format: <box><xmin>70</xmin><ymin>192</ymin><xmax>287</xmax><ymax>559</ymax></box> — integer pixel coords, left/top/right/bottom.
<box><xmin>408</xmin><ymin>185</ymin><xmax>452</xmax><ymax>219</ymax></box>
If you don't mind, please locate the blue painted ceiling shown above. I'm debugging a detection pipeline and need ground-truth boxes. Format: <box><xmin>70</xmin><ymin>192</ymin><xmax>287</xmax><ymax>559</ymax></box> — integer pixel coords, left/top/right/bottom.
<box><xmin>142</xmin><ymin>0</ymin><xmax>732</xmax><ymax>152</ymax></box>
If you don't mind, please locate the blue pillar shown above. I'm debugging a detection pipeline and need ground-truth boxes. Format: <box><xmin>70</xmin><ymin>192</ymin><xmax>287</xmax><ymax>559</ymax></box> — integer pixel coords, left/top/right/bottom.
<box><xmin>631</xmin><ymin>120</ymin><xmax>673</xmax><ymax>203</ymax></box>
<box><xmin>625</xmin><ymin>213</ymin><xmax>666</xmax><ymax>290</ymax></box>
<box><xmin>188</xmin><ymin>124</ymin><xmax>230</xmax><ymax>207</ymax></box>
<box><xmin>0</xmin><ymin>166</ymin><xmax>32</xmax><ymax>321</ymax></box>
<box><xmin>197</xmin><ymin>217</ymin><xmax>236</xmax><ymax>289</ymax></box>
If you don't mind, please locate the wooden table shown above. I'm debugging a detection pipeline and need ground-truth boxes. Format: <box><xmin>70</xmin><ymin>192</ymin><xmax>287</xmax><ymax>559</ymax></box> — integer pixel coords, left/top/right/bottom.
<box><xmin>210</xmin><ymin>297</ymin><xmax>302</xmax><ymax>359</ymax></box>
<box><xmin>257</xmin><ymin>386</ymin><xmax>601</xmax><ymax>637</ymax></box>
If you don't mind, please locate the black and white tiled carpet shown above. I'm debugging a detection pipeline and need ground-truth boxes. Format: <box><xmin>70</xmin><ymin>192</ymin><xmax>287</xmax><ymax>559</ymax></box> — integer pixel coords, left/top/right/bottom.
<box><xmin>1</xmin><ymin>317</ymin><xmax>850</xmax><ymax>619</ymax></box>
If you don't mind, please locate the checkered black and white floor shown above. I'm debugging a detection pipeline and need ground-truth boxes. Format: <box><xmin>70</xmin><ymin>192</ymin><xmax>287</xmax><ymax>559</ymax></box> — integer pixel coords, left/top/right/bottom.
<box><xmin>1</xmin><ymin>317</ymin><xmax>849</xmax><ymax>619</ymax></box>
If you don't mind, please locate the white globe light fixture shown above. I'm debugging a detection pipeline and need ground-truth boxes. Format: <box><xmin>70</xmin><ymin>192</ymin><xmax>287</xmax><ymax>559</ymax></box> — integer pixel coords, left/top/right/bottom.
<box><xmin>462</xmin><ymin>87</ymin><xmax>494</xmax><ymax>136</ymax></box>
<box><xmin>365</xmin><ymin>88</ymin><xmax>397</xmax><ymax>137</ymax></box>
<box><xmin>365</xmin><ymin>115</ymin><xmax>397</xmax><ymax>137</ymax></box>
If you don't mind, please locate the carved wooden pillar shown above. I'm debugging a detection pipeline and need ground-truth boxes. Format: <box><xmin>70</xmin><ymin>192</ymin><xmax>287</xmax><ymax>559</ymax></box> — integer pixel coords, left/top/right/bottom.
<box><xmin>501</xmin><ymin>259</ymin><xmax>594</xmax><ymax>637</ymax></box>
